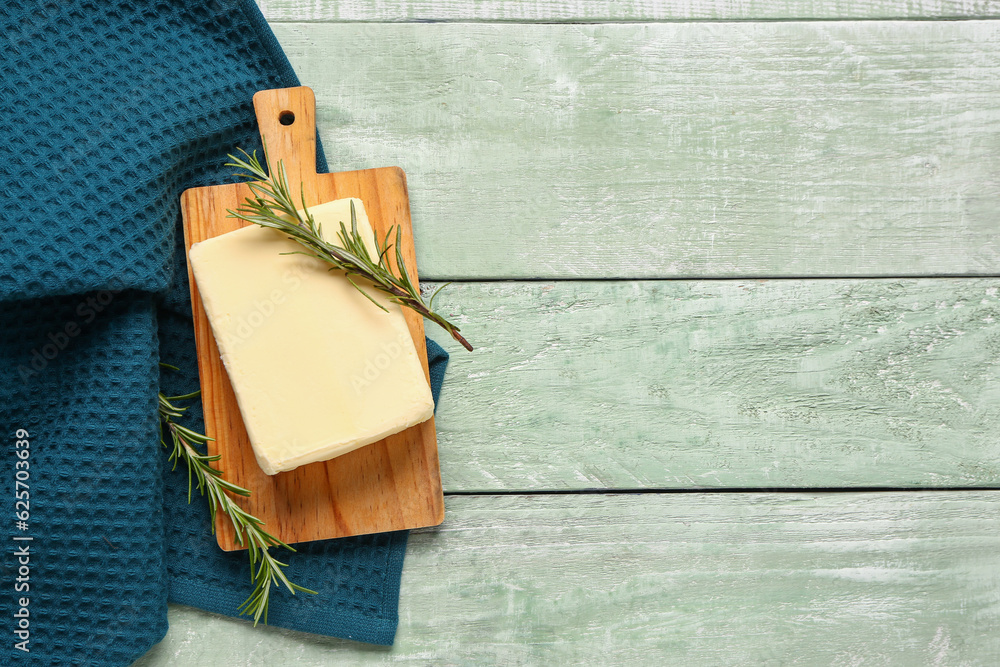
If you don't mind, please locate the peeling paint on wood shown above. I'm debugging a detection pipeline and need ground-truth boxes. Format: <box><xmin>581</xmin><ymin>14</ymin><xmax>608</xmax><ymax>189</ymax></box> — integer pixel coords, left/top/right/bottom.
<box><xmin>260</xmin><ymin>0</ymin><xmax>1000</xmax><ymax>22</ymax></box>
<box><xmin>426</xmin><ymin>279</ymin><xmax>1000</xmax><ymax>490</ymax></box>
<box><xmin>135</xmin><ymin>492</ymin><xmax>1000</xmax><ymax>665</ymax></box>
<box><xmin>273</xmin><ymin>21</ymin><xmax>1000</xmax><ymax>279</ymax></box>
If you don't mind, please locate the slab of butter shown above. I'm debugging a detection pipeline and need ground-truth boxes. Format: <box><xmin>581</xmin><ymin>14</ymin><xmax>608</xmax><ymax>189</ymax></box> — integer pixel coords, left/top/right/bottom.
<box><xmin>188</xmin><ymin>198</ymin><xmax>434</xmax><ymax>475</ymax></box>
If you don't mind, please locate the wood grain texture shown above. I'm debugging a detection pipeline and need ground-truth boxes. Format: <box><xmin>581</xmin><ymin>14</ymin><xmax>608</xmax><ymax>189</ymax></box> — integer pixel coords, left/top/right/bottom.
<box><xmin>272</xmin><ymin>21</ymin><xmax>1000</xmax><ymax>279</ymax></box>
<box><xmin>181</xmin><ymin>87</ymin><xmax>443</xmax><ymax>550</ymax></box>
<box><xmin>135</xmin><ymin>492</ymin><xmax>1000</xmax><ymax>665</ymax></box>
<box><xmin>259</xmin><ymin>0</ymin><xmax>1000</xmax><ymax>22</ymax></box>
<box><xmin>423</xmin><ymin>279</ymin><xmax>1000</xmax><ymax>491</ymax></box>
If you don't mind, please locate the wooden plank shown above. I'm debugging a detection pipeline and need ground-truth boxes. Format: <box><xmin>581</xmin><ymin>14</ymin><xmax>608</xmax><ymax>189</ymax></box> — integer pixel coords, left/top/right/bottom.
<box><xmin>271</xmin><ymin>21</ymin><xmax>1000</xmax><ymax>279</ymax></box>
<box><xmin>422</xmin><ymin>279</ymin><xmax>1000</xmax><ymax>491</ymax></box>
<box><xmin>135</xmin><ymin>492</ymin><xmax>1000</xmax><ymax>665</ymax></box>
<box><xmin>260</xmin><ymin>0</ymin><xmax>1000</xmax><ymax>22</ymax></box>
<box><xmin>181</xmin><ymin>87</ymin><xmax>443</xmax><ymax>549</ymax></box>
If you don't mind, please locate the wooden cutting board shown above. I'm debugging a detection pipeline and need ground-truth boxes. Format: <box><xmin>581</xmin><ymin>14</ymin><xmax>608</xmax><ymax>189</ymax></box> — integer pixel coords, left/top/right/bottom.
<box><xmin>180</xmin><ymin>86</ymin><xmax>444</xmax><ymax>551</ymax></box>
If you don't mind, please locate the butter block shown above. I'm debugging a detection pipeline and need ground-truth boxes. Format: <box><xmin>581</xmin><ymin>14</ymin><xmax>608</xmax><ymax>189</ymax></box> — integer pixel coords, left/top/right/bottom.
<box><xmin>188</xmin><ymin>198</ymin><xmax>434</xmax><ymax>475</ymax></box>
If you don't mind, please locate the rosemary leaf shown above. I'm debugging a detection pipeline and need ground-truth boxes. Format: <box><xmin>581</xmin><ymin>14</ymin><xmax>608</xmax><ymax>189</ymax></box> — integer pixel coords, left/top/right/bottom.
<box><xmin>224</xmin><ymin>146</ymin><xmax>474</xmax><ymax>352</ymax></box>
<box><xmin>157</xmin><ymin>381</ymin><xmax>316</xmax><ymax>625</ymax></box>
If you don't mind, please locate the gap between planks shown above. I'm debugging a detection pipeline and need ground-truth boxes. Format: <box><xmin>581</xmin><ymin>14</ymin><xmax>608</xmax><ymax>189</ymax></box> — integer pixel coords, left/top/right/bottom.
<box><xmin>444</xmin><ymin>486</ymin><xmax>1000</xmax><ymax>496</ymax></box>
<box><xmin>429</xmin><ymin>275</ymin><xmax>1000</xmax><ymax>283</ymax></box>
<box><xmin>259</xmin><ymin>0</ymin><xmax>1000</xmax><ymax>22</ymax></box>
<box><xmin>265</xmin><ymin>17</ymin><xmax>1000</xmax><ymax>23</ymax></box>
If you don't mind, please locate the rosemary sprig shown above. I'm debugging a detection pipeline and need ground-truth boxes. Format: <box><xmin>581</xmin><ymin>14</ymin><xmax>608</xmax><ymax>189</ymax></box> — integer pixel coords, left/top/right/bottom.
<box><xmin>224</xmin><ymin>147</ymin><xmax>473</xmax><ymax>352</ymax></box>
<box><xmin>157</xmin><ymin>386</ymin><xmax>316</xmax><ymax>625</ymax></box>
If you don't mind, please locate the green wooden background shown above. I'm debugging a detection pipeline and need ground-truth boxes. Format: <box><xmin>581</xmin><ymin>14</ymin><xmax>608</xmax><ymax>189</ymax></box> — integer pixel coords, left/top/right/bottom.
<box><xmin>135</xmin><ymin>1</ymin><xmax>1000</xmax><ymax>664</ymax></box>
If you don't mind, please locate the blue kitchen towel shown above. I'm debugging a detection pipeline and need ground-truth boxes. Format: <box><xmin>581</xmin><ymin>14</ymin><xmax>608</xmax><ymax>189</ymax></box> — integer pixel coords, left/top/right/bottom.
<box><xmin>0</xmin><ymin>1</ymin><xmax>448</xmax><ymax>664</ymax></box>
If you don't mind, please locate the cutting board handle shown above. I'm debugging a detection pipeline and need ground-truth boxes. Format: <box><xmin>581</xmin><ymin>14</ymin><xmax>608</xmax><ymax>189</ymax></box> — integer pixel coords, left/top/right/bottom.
<box><xmin>252</xmin><ymin>86</ymin><xmax>319</xmax><ymax>199</ymax></box>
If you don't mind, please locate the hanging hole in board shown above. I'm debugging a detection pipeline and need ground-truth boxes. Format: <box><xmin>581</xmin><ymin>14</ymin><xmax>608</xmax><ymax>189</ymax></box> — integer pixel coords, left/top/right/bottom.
<box><xmin>279</xmin><ymin>110</ymin><xmax>295</xmax><ymax>126</ymax></box>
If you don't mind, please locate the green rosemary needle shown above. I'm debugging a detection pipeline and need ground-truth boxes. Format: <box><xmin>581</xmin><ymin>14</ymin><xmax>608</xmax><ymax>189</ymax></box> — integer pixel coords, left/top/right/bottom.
<box><xmin>157</xmin><ymin>385</ymin><xmax>316</xmax><ymax>625</ymax></box>
<box><xmin>224</xmin><ymin>147</ymin><xmax>473</xmax><ymax>352</ymax></box>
